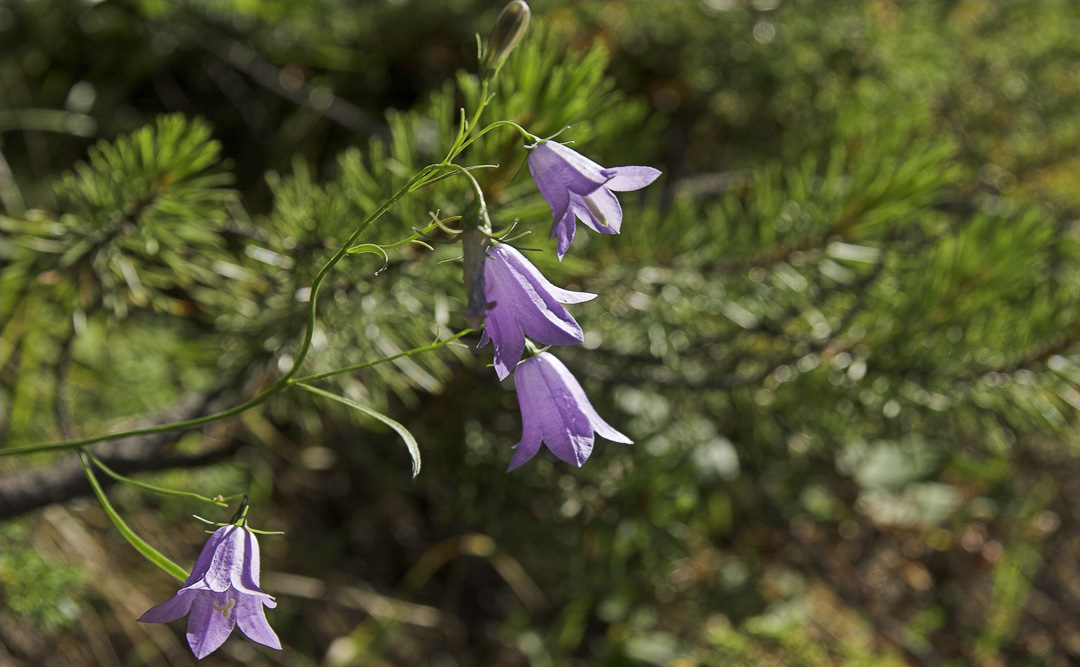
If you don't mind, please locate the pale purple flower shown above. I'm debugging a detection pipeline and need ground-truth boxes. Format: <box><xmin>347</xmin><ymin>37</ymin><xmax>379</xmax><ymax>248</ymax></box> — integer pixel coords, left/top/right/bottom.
<box><xmin>507</xmin><ymin>351</ymin><xmax>632</xmax><ymax>471</ymax></box>
<box><xmin>479</xmin><ymin>243</ymin><xmax>595</xmax><ymax>380</ymax></box>
<box><xmin>527</xmin><ymin>140</ymin><xmax>661</xmax><ymax>258</ymax></box>
<box><xmin>139</xmin><ymin>525</ymin><xmax>280</xmax><ymax>659</ymax></box>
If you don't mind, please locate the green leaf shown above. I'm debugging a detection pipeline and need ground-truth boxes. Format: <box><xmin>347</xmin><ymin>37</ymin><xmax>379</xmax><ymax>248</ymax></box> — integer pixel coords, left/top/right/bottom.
<box><xmin>87</xmin><ymin>453</ymin><xmax>231</xmax><ymax>507</ymax></box>
<box><xmin>77</xmin><ymin>452</ymin><xmax>189</xmax><ymax>582</ymax></box>
<box><xmin>345</xmin><ymin>243</ymin><xmax>390</xmax><ymax>274</ymax></box>
<box><xmin>294</xmin><ymin>382</ymin><xmax>421</xmax><ymax>477</ymax></box>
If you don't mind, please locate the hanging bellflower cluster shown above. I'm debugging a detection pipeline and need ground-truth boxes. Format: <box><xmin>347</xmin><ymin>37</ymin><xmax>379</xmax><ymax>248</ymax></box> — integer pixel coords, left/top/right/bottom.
<box><xmin>465</xmin><ymin>5</ymin><xmax>662</xmax><ymax>471</ymax></box>
<box><xmin>8</xmin><ymin>2</ymin><xmax>662</xmax><ymax>660</ymax></box>
<box><xmin>476</xmin><ymin>135</ymin><xmax>659</xmax><ymax>468</ymax></box>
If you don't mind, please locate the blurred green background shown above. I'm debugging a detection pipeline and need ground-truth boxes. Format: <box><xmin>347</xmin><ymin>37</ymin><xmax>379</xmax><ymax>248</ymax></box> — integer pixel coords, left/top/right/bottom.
<box><xmin>2</xmin><ymin>1</ymin><xmax>1079</xmax><ymax>666</ymax></box>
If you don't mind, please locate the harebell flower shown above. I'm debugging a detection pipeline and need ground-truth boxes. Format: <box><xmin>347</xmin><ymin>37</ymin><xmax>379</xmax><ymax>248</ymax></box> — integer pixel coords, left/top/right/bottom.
<box><xmin>139</xmin><ymin>524</ymin><xmax>280</xmax><ymax>659</ymax></box>
<box><xmin>479</xmin><ymin>243</ymin><xmax>595</xmax><ymax>380</ymax></box>
<box><xmin>527</xmin><ymin>140</ymin><xmax>661</xmax><ymax>258</ymax></box>
<box><xmin>508</xmin><ymin>351</ymin><xmax>632</xmax><ymax>471</ymax></box>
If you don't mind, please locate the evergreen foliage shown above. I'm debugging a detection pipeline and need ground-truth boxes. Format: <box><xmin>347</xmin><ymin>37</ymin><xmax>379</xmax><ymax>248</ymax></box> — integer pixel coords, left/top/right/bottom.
<box><xmin>1</xmin><ymin>1</ymin><xmax>1077</xmax><ymax>665</ymax></box>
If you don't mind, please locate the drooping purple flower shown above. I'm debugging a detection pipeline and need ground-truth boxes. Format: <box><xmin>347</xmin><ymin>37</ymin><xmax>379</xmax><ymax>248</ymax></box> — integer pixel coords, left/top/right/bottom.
<box><xmin>139</xmin><ymin>525</ymin><xmax>281</xmax><ymax>659</ymax></box>
<box><xmin>479</xmin><ymin>243</ymin><xmax>595</xmax><ymax>380</ymax></box>
<box><xmin>527</xmin><ymin>140</ymin><xmax>661</xmax><ymax>259</ymax></box>
<box><xmin>507</xmin><ymin>351</ymin><xmax>632</xmax><ymax>471</ymax></box>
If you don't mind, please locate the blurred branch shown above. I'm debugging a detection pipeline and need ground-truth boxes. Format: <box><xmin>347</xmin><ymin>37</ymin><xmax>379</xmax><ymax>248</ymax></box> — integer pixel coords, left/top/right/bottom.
<box><xmin>580</xmin><ymin>255</ymin><xmax>889</xmax><ymax>391</ymax></box>
<box><xmin>265</xmin><ymin>572</ymin><xmax>465</xmax><ymax>635</ymax></box>
<box><xmin>672</xmin><ymin>169</ymin><xmax>752</xmax><ymax>199</ymax></box>
<box><xmin>892</xmin><ymin>321</ymin><xmax>1079</xmax><ymax>382</ymax></box>
<box><xmin>0</xmin><ymin>109</ymin><xmax>98</xmax><ymax>138</ymax></box>
<box><xmin>0</xmin><ymin>393</ymin><xmax>241</xmax><ymax>519</ymax></box>
<box><xmin>190</xmin><ymin>23</ymin><xmax>384</xmax><ymax>138</ymax></box>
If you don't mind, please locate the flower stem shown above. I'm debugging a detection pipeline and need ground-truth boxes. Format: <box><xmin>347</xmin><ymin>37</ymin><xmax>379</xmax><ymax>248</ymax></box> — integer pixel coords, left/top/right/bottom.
<box><xmin>3</xmin><ymin>69</ymin><xmax>506</xmax><ymax>460</ymax></box>
<box><xmin>288</xmin><ymin>329</ymin><xmax>472</xmax><ymax>385</ymax></box>
<box><xmin>1</xmin><ymin>165</ymin><xmax>437</xmax><ymax>458</ymax></box>
<box><xmin>460</xmin><ymin>120</ymin><xmax>538</xmax><ymax>152</ymax></box>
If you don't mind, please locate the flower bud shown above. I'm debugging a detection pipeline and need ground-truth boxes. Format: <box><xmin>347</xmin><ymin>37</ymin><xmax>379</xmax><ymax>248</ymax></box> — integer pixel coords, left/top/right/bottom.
<box><xmin>480</xmin><ymin>0</ymin><xmax>531</xmax><ymax>77</ymax></box>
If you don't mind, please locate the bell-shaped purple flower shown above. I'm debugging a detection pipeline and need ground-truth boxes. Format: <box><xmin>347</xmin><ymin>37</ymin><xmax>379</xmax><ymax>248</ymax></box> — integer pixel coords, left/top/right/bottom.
<box><xmin>479</xmin><ymin>243</ymin><xmax>595</xmax><ymax>380</ymax></box>
<box><xmin>527</xmin><ymin>140</ymin><xmax>661</xmax><ymax>259</ymax></box>
<box><xmin>139</xmin><ymin>525</ymin><xmax>281</xmax><ymax>659</ymax></box>
<box><xmin>508</xmin><ymin>351</ymin><xmax>632</xmax><ymax>471</ymax></box>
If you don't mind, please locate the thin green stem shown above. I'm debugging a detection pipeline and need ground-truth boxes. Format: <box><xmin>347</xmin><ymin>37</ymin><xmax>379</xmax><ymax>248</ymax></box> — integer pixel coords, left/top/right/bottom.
<box><xmin>3</xmin><ymin>71</ymin><xmax>511</xmax><ymax>461</ymax></box>
<box><xmin>2</xmin><ymin>166</ymin><xmax>438</xmax><ymax>459</ymax></box>
<box><xmin>459</xmin><ymin>120</ymin><xmax>538</xmax><ymax>153</ymax></box>
<box><xmin>440</xmin><ymin>162</ymin><xmax>487</xmax><ymax>208</ymax></box>
<box><xmin>413</xmin><ymin>163</ymin><xmax>499</xmax><ymax>191</ymax></box>
<box><xmin>465</xmin><ymin>79</ymin><xmax>491</xmax><ymax>149</ymax></box>
<box><xmin>289</xmin><ymin>329</ymin><xmax>472</xmax><ymax>385</ymax></box>
<box><xmin>377</xmin><ymin>216</ymin><xmax>462</xmax><ymax>251</ymax></box>
<box><xmin>442</xmin><ymin>78</ymin><xmax>492</xmax><ymax>164</ymax></box>
<box><xmin>283</xmin><ymin>165</ymin><xmax>438</xmax><ymax>385</ymax></box>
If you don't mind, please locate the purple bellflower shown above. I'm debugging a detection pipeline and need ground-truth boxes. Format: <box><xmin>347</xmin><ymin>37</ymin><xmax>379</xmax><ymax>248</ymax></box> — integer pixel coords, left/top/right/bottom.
<box><xmin>527</xmin><ymin>140</ymin><xmax>661</xmax><ymax>259</ymax></box>
<box><xmin>139</xmin><ymin>525</ymin><xmax>281</xmax><ymax>659</ymax></box>
<box><xmin>479</xmin><ymin>243</ymin><xmax>595</xmax><ymax>380</ymax></box>
<box><xmin>508</xmin><ymin>351</ymin><xmax>632</xmax><ymax>471</ymax></box>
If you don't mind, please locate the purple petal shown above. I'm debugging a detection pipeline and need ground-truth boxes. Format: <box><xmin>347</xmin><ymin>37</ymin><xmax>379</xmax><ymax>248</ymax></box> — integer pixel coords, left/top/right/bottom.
<box><xmin>540</xmin><ymin>141</ymin><xmax>608</xmax><ymax>185</ymax></box>
<box><xmin>529</xmin><ymin>140</ymin><xmax>660</xmax><ymax>258</ymax></box>
<box><xmin>234</xmin><ymin>527</ymin><xmax>270</xmax><ymax>597</ymax></box>
<box><xmin>588</xmin><ymin>413</ymin><xmax>633</xmax><ymax>445</ymax></box>
<box><xmin>529</xmin><ymin>141</ymin><xmax>610</xmax><ymax>237</ymax></box>
<box><xmin>186</xmin><ymin>591</ymin><xmax>236</xmax><ymax>659</ymax></box>
<box><xmin>601</xmin><ymin>166</ymin><xmax>662</xmax><ymax>192</ymax></box>
<box><xmin>573</xmin><ymin>188</ymin><xmax>623</xmax><ymax>234</ymax></box>
<box><xmin>488</xmin><ymin>246</ymin><xmax>588</xmax><ymax>347</ymax></box>
<box><xmin>529</xmin><ymin>141</ymin><xmax>607</xmax><ymax>195</ymax></box>
<box><xmin>491</xmin><ymin>244</ymin><xmax>596</xmax><ymax>305</ymax></box>
<box><xmin>235</xmin><ymin>595</ymin><xmax>282</xmax><ymax>650</ymax></box>
<box><xmin>482</xmin><ymin>275</ymin><xmax>526</xmax><ymax>380</ymax></box>
<box><xmin>203</xmin><ymin>525</ymin><xmax>244</xmax><ymax>593</ymax></box>
<box><xmin>550</xmin><ymin>207</ymin><xmax>577</xmax><ymax>260</ymax></box>
<box><xmin>543</xmin><ymin>354</ymin><xmax>631</xmax><ymax>444</ymax></box>
<box><xmin>481</xmin><ymin>245</ymin><xmax>594</xmax><ymax>378</ymax></box>
<box><xmin>507</xmin><ymin>361</ymin><xmax>554</xmax><ymax>471</ymax></box>
<box><xmin>182</xmin><ymin>526</ymin><xmax>230</xmax><ymax>587</ymax></box>
<box><xmin>506</xmin><ymin>424</ymin><xmax>542</xmax><ymax>471</ymax></box>
<box><xmin>532</xmin><ymin>355</ymin><xmax>596</xmax><ymax>466</ymax></box>
<box><xmin>561</xmin><ymin>373</ymin><xmax>634</xmax><ymax>445</ymax></box>
<box><xmin>550</xmin><ymin>287</ymin><xmax>595</xmax><ymax>305</ymax></box>
<box><xmin>139</xmin><ymin>589</ymin><xmax>196</xmax><ymax>624</ymax></box>
<box><xmin>529</xmin><ymin>149</ymin><xmax>569</xmax><ymax>221</ymax></box>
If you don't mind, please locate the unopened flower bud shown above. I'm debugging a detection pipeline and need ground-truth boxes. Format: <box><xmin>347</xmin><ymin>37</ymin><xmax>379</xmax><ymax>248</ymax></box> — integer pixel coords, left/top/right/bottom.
<box><xmin>480</xmin><ymin>0</ymin><xmax>531</xmax><ymax>77</ymax></box>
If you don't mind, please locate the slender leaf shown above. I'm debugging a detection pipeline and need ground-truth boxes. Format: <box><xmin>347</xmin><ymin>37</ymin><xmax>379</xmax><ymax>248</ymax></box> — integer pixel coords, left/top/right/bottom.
<box><xmin>295</xmin><ymin>382</ymin><xmax>421</xmax><ymax>477</ymax></box>
<box><xmin>88</xmin><ymin>453</ymin><xmax>231</xmax><ymax>507</ymax></box>
<box><xmin>78</xmin><ymin>452</ymin><xmax>189</xmax><ymax>581</ymax></box>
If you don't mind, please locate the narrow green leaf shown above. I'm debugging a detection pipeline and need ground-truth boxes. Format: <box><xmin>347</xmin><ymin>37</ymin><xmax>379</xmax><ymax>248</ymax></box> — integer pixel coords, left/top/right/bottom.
<box><xmin>345</xmin><ymin>243</ymin><xmax>389</xmax><ymax>274</ymax></box>
<box><xmin>88</xmin><ymin>453</ymin><xmax>230</xmax><ymax>507</ymax></box>
<box><xmin>295</xmin><ymin>382</ymin><xmax>421</xmax><ymax>477</ymax></box>
<box><xmin>78</xmin><ymin>452</ymin><xmax>189</xmax><ymax>581</ymax></box>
